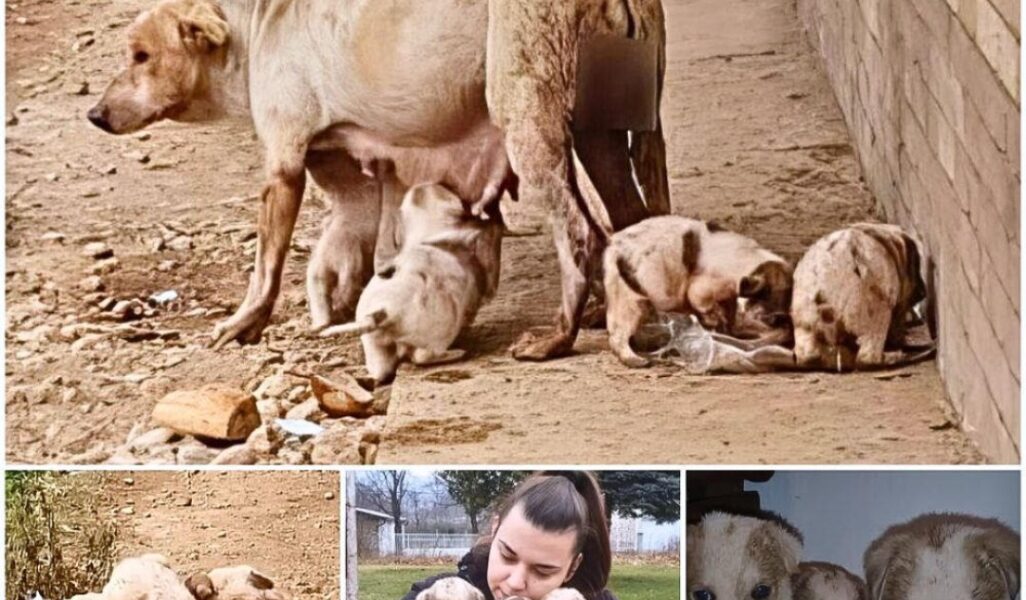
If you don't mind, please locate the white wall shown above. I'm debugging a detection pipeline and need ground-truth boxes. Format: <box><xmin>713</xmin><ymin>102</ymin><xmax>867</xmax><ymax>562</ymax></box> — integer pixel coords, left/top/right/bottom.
<box><xmin>748</xmin><ymin>471</ymin><xmax>1020</xmax><ymax>576</ymax></box>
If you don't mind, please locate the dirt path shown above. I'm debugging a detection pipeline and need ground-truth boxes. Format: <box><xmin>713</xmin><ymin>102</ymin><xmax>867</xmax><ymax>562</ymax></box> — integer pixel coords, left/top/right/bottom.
<box><xmin>5</xmin><ymin>0</ymin><xmax>983</xmax><ymax>464</ymax></box>
<box><xmin>88</xmin><ymin>471</ymin><xmax>339</xmax><ymax>599</ymax></box>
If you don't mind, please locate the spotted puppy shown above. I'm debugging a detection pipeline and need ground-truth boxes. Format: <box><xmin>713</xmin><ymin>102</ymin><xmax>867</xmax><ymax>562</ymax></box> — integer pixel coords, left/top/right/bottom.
<box><xmin>864</xmin><ymin>513</ymin><xmax>1019</xmax><ymax>600</ymax></box>
<box><xmin>69</xmin><ymin>554</ymin><xmax>193</xmax><ymax>600</ymax></box>
<box><xmin>320</xmin><ymin>184</ymin><xmax>501</xmax><ymax>385</ymax></box>
<box><xmin>604</xmin><ymin>216</ymin><xmax>792</xmax><ymax>367</ymax></box>
<box><xmin>687</xmin><ymin>511</ymin><xmax>804</xmax><ymax>600</ymax></box>
<box><xmin>790</xmin><ymin>223</ymin><xmax>926</xmax><ymax>370</ymax></box>
<box><xmin>793</xmin><ymin>562</ymin><xmax>867</xmax><ymax>600</ymax></box>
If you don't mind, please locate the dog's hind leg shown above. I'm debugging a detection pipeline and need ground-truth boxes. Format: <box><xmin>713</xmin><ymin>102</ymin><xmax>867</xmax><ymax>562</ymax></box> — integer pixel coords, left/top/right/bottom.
<box><xmin>305</xmin><ymin>151</ymin><xmax>381</xmax><ymax>330</ymax></box>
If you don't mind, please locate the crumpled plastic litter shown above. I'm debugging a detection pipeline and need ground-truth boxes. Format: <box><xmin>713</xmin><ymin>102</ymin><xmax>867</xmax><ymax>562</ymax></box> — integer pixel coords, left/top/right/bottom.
<box><xmin>275</xmin><ymin>418</ymin><xmax>325</xmax><ymax>438</ymax></box>
<box><xmin>633</xmin><ymin>312</ymin><xmax>795</xmax><ymax>374</ymax></box>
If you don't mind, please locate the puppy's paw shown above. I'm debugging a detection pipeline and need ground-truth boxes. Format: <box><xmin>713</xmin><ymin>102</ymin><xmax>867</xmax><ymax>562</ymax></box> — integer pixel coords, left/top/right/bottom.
<box><xmin>511</xmin><ymin>329</ymin><xmax>575</xmax><ymax>361</ymax></box>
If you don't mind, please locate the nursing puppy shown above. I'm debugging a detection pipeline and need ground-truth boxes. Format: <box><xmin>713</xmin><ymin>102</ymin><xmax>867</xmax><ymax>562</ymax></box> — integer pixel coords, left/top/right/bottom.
<box><xmin>604</xmin><ymin>216</ymin><xmax>792</xmax><ymax>367</ymax></box>
<box><xmin>68</xmin><ymin>554</ymin><xmax>193</xmax><ymax>600</ymax></box>
<box><xmin>864</xmin><ymin>513</ymin><xmax>1019</xmax><ymax>600</ymax></box>
<box><xmin>792</xmin><ymin>562</ymin><xmax>867</xmax><ymax>600</ymax></box>
<box><xmin>185</xmin><ymin>565</ymin><xmax>286</xmax><ymax>600</ymax></box>
<box><xmin>687</xmin><ymin>512</ymin><xmax>803</xmax><ymax>600</ymax></box>
<box><xmin>791</xmin><ymin>223</ymin><xmax>926</xmax><ymax>371</ymax></box>
<box><xmin>320</xmin><ymin>184</ymin><xmax>502</xmax><ymax>385</ymax></box>
<box><xmin>414</xmin><ymin>577</ymin><xmax>585</xmax><ymax>600</ymax></box>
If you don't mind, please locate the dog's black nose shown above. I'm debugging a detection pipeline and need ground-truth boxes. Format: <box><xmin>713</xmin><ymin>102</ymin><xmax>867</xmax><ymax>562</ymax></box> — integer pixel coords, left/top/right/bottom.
<box><xmin>87</xmin><ymin>105</ymin><xmax>114</xmax><ymax>133</ymax></box>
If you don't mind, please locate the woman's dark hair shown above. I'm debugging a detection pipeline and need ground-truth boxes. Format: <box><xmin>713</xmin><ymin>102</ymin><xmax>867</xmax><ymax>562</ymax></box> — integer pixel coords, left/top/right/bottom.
<box><xmin>476</xmin><ymin>471</ymin><xmax>612</xmax><ymax>599</ymax></box>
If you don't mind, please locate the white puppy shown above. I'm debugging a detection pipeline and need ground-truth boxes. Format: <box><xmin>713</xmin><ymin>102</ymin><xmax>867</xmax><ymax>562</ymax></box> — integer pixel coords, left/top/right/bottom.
<box><xmin>321</xmin><ymin>184</ymin><xmax>502</xmax><ymax>384</ymax></box>
<box><xmin>68</xmin><ymin>554</ymin><xmax>193</xmax><ymax>600</ymax></box>
<box><xmin>185</xmin><ymin>565</ymin><xmax>286</xmax><ymax>600</ymax></box>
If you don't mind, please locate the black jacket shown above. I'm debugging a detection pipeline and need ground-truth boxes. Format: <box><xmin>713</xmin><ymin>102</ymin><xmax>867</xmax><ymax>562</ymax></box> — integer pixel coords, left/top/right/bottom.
<box><xmin>401</xmin><ymin>548</ymin><xmax>619</xmax><ymax>600</ymax></box>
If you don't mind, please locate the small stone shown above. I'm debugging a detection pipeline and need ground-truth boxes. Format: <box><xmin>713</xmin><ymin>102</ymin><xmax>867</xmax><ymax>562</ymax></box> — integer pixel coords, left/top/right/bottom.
<box><xmin>149</xmin><ymin>238</ymin><xmax>166</xmax><ymax>253</ymax></box>
<box><xmin>135</xmin><ymin>132</ymin><xmax>152</xmax><ymax>141</ymax></box>
<box><xmin>101</xmin><ymin>164</ymin><xmax>117</xmax><ymax>175</ymax></box>
<box><xmin>129</xmin><ymin>427</ymin><xmax>179</xmax><ymax>451</ymax></box>
<box><xmin>123</xmin><ymin>477</ymin><xmax>135</xmax><ymax>486</ymax></box>
<box><xmin>157</xmin><ymin>260</ymin><xmax>178</xmax><ymax>272</ymax></box>
<box><xmin>309</xmin><ymin>425</ymin><xmax>362</xmax><ymax>465</ymax></box>
<box><xmin>211</xmin><ymin>444</ymin><xmax>258</xmax><ymax>465</ymax></box>
<box><xmin>254</xmin><ymin>374</ymin><xmax>292</xmax><ymax>400</ymax></box>
<box><xmin>247</xmin><ymin>423</ymin><xmax>284</xmax><ymax>456</ymax></box>
<box><xmin>40</xmin><ymin>231</ymin><xmax>65</xmax><ymax>243</ymax></box>
<box><xmin>176</xmin><ymin>444</ymin><xmax>218</xmax><ymax>465</ymax></box>
<box><xmin>83</xmin><ymin>242</ymin><xmax>113</xmax><ymax>260</ymax></box>
<box><xmin>285</xmin><ymin>398</ymin><xmax>324</xmax><ymax>423</ymax></box>
<box><xmin>120</xmin><ymin>506</ymin><xmax>135</xmax><ymax>515</ymax></box>
<box><xmin>167</xmin><ymin>235</ymin><xmax>193</xmax><ymax>251</ymax></box>
<box><xmin>324</xmin><ymin>491</ymin><xmax>335</xmax><ymax>500</ymax></box>
<box><xmin>177</xmin><ymin>497</ymin><xmax>193</xmax><ymax>507</ymax></box>
<box><xmin>78</xmin><ymin>275</ymin><xmax>105</xmax><ymax>292</ymax></box>
<box><xmin>89</xmin><ymin>257</ymin><xmax>121</xmax><ymax>275</ymax></box>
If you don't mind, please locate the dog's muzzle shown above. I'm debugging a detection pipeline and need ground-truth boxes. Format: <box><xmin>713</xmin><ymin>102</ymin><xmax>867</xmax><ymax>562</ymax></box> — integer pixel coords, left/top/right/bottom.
<box><xmin>87</xmin><ymin>105</ymin><xmax>115</xmax><ymax>133</ymax></box>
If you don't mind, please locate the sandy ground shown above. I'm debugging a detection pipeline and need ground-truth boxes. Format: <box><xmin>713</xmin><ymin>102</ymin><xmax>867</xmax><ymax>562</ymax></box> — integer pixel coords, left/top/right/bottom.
<box><xmin>5</xmin><ymin>0</ymin><xmax>983</xmax><ymax>464</ymax></box>
<box><xmin>81</xmin><ymin>471</ymin><xmax>339</xmax><ymax>599</ymax></box>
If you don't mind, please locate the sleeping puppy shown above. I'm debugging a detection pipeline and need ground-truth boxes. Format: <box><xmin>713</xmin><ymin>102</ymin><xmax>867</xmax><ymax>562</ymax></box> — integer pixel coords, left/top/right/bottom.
<box><xmin>185</xmin><ymin>565</ymin><xmax>286</xmax><ymax>600</ymax></box>
<box><xmin>792</xmin><ymin>562</ymin><xmax>867</xmax><ymax>600</ymax></box>
<box><xmin>68</xmin><ymin>554</ymin><xmax>193</xmax><ymax>600</ymax></box>
<box><xmin>791</xmin><ymin>223</ymin><xmax>926</xmax><ymax>371</ymax></box>
<box><xmin>687</xmin><ymin>511</ymin><xmax>803</xmax><ymax>600</ymax></box>
<box><xmin>864</xmin><ymin>513</ymin><xmax>1019</xmax><ymax>600</ymax></box>
<box><xmin>320</xmin><ymin>183</ymin><xmax>502</xmax><ymax>385</ymax></box>
<box><xmin>603</xmin><ymin>216</ymin><xmax>792</xmax><ymax>367</ymax></box>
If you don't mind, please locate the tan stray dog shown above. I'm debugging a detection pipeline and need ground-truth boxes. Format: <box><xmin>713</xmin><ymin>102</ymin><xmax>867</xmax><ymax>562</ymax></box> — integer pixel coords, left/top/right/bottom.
<box><xmin>68</xmin><ymin>554</ymin><xmax>194</xmax><ymax>600</ymax></box>
<box><xmin>320</xmin><ymin>184</ymin><xmax>502</xmax><ymax>385</ymax></box>
<box><xmin>604</xmin><ymin>216</ymin><xmax>792</xmax><ymax>367</ymax></box>
<box><xmin>687</xmin><ymin>512</ymin><xmax>803</xmax><ymax>600</ymax></box>
<box><xmin>864</xmin><ymin>513</ymin><xmax>1019</xmax><ymax>600</ymax></box>
<box><xmin>792</xmin><ymin>562</ymin><xmax>867</xmax><ymax>600</ymax></box>
<box><xmin>87</xmin><ymin>0</ymin><xmax>669</xmax><ymax>360</ymax></box>
<box><xmin>185</xmin><ymin>565</ymin><xmax>286</xmax><ymax>600</ymax></box>
<box><xmin>791</xmin><ymin>223</ymin><xmax>926</xmax><ymax>371</ymax></box>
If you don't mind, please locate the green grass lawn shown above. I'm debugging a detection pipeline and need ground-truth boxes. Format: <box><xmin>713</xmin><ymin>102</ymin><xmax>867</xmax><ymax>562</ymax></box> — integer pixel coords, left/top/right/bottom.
<box><xmin>358</xmin><ymin>563</ymin><xmax>679</xmax><ymax>600</ymax></box>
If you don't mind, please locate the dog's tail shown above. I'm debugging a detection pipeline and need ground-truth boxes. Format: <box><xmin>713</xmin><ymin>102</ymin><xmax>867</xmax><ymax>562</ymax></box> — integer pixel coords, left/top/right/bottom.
<box><xmin>320</xmin><ymin>309</ymin><xmax>388</xmax><ymax>337</ymax></box>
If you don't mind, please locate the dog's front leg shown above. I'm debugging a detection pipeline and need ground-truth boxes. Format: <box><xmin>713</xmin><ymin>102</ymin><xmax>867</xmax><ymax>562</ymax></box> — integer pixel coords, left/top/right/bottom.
<box><xmin>212</xmin><ymin>155</ymin><xmax>307</xmax><ymax>348</ymax></box>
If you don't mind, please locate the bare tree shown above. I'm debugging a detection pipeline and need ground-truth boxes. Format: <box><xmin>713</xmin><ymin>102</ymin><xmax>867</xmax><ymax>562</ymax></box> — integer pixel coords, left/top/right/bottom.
<box><xmin>357</xmin><ymin>471</ymin><xmax>410</xmax><ymax>554</ymax></box>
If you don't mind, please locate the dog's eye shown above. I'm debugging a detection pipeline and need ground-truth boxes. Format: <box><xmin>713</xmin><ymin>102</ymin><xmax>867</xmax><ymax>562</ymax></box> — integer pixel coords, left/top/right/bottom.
<box><xmin>133</xmin><ymin>50</ymin><xmax>150</xmax><ymax>64</ymax></box>
<box><xmin>692</xmin><ymin>589</ymin><xmax>715</xmax><ymax>600</ymax></box>
<box><xmin>751</xmin><ymin>584</ymin><xmax>771</xmax><ymax>599</ymax></box>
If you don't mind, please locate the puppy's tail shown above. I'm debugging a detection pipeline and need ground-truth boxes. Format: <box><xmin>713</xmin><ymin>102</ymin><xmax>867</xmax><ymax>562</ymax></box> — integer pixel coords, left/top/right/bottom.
<box><xmin>320</xmin><ymin>309</ymin><xmax>388</xmax><ymax>337</ymax></box>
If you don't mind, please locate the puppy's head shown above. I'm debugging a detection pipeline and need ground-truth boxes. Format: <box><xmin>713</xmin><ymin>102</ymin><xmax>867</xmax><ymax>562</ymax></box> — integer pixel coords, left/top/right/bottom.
<box><xmin>187</xmin><ymin>566</ymin><xmax>286</xmax><ymax>600</ymax></box>
<box><xmin>734</xmin><ymin>259</ymin><xmax>794</xmax><ymax>341</ymax></box>
<box><xmin>688</xmin><ymin>512</ymin><xmax>803</xmax><ymax>600</ymax></box>
<box><xmin>414</xmin><ymin>577</ymin><xmax>486</xmax><ymax>600</ymax></box>
<box><xmin>792</xmin><ymin>562</ymin><xmax>867</xmax><ymax>600</ymax></box>
<box><xmin>864</xmin><ymin>514</ymin><xmax>1019</xmax><ymax>600</ymax></box>
<box><xmin>88</xmin><ymin>0</ymin><xmax>229</xmax><ymax>134</ymax></box>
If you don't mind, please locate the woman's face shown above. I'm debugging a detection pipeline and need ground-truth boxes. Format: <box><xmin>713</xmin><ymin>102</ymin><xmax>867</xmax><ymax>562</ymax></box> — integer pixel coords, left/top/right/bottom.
<box><xmin>486</xmin><ymin>504</ymin><xmax>582</xmax><ymax>600</ymax></box>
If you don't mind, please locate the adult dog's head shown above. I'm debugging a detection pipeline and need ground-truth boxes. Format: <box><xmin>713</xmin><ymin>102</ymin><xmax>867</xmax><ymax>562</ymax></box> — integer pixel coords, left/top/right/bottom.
<box><xmin>87</xmin><ymin>0</ymin><xmax>229</xmax><ymax>134</ymax></box>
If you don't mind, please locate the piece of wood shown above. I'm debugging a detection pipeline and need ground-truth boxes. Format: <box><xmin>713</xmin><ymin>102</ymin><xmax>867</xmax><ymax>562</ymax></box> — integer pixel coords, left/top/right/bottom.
<box><xmin>151</xmin><ymin>385</ymin><xmax>261</xmax><ymax>441</ymax></box>
<box><xmin>311</xmin><ymin>373</ymin><xmax>389</xmax><ymax>418</ymax></box>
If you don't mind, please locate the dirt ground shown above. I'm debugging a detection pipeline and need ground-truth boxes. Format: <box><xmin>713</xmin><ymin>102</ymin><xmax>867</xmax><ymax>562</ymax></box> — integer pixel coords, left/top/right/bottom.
<box><xmin>5</xmin><ymin>0</ymin><xmax>983</xmax><ymax>464</ymax></box>
<box><xmin>80</xmin><ymin>471</ymin><xmax>339</xmax><ymax>599</ymax></box>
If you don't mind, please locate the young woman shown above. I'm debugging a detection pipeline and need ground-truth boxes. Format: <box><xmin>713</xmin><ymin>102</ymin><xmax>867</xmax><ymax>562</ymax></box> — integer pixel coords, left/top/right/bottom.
<box><xmin>402</xmin><ymin>471</ymin><xmax>617</xmax><ymax>600</ymax></box>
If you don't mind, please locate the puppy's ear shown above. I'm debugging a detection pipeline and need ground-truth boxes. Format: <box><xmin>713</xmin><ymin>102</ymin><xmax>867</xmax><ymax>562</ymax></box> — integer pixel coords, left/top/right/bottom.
<box><xmin>751</xmin><ymin>520</ymin><xmax>803</xmax><ymax>576</ymax></box>
<box><xmin>247</xmin><ymin>569</ymin><xmax>276</xmax><ymax>590</ymax></box>
<box><xmin>178</xmin><ymin>1</ymin><xmax>229</xmax><ymax>53</ymax></box>
<box><xmin>969</xmin><ymin>529</ymin><xmax>1020</xmax><ymax>600</ymax></box>
<box><xmin>900</xmin><ymin>233</ymin><xmax>927</xmax><ymax>306</ymax></box>
<box><xmin>185</xmin><ymin>572</ymin><xmax>217</xmax><ymax>600</ymax></box>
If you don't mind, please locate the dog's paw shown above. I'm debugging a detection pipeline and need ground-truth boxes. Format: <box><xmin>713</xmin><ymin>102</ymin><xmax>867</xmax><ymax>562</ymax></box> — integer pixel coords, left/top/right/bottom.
<box><xmin>511</xmin><ymin>328</ymin><xmax>575</xmax><ymax>361</ymax></box>
<box><xmin>210</xmin><ymin>305</ymin><xmax>271</xmax><ymax>348</ymax></box>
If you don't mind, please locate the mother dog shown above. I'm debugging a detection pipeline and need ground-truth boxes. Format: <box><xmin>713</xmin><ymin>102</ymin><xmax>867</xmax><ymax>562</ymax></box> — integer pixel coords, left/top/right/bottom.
<box><xmin>87</xmin><ymin>0</ymin><xmax>669</xmax><ymax>360</ymax></box>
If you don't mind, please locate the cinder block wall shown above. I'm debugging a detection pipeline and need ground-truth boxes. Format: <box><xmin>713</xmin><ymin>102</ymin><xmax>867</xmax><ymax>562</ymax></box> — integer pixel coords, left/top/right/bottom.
<box><xmin>797</xmin><ymin>0</ymin><xmax>1020</xmax><ymax>462</ymax></box>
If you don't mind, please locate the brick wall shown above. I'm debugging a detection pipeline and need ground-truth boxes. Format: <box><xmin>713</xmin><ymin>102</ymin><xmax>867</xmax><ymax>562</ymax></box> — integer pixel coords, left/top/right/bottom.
<box><xmin>797</xmin><ymin>0</ymin><xmax>1020</xmax><ymax>462</ymax></box>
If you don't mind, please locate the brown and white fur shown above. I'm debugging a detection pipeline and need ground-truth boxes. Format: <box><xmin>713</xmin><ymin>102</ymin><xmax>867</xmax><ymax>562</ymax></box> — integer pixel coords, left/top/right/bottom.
<box><xmin>603</xmin><ymin>216</ymin><xmax>792</xmax><ymax>367</ymax></box>
<box><xmin>791</xmin><ymin>223</ymin><xmax>927</xmax><ymax>371</ymax></box>
<box><xmin>68</xmin><ymin>554</ymin><xmax>194</xmax><ymax>600</ymax></box>
<box><xmin>863</xmin><ymin>513</ymin><xmax>1019</xmax><ymax>600</ymax></box>
<box><xmin>414</xmin><ymin>578</ymin><xmax>584</xmax><ymax>600</ymax></box>
<box><xmin>793</xmin><ymin>562</ymin><xmax>867</xmax><ymax>600</ymax></box>
<box><xmin>87</xmin><ymin>0</ymin><xmax>669</xmax><ymax>359</ymax></box>
<box><xmin>320</xmin><ymin>184</ymin><xmax>502</xmax><ymax>385</ymax></box>
<box><xmin>687</xmin><ymin>512</ymin><xmax>803</xmax><ymax>600</ymax></box>
<box><xmin>185</xmin><ymin>565</ymin><xmax>287</xmax><ymax>600</ymax></box>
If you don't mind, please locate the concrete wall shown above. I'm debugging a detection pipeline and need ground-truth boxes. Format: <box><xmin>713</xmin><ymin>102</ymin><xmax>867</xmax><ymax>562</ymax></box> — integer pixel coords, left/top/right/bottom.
<box><xmin>797</xmin><ymin>0</ymin><xmax>1020</xmax><ymax>461</ymax></box>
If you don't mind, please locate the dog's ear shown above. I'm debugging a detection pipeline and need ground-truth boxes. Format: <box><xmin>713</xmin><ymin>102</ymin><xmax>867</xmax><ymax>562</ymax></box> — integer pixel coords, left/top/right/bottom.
<box><xmin>178</xmin><ymin>1</ymin><xmax>229</xmax><ymax>53</ymax></box>
<box><xmin>900</xmin><ymin>233</ymin><xmax>927</xmax><ymax>306</ymax></box>
<box><xmin>750</xmin><ymin>519</ymin><xmax>803</xmax><ymax>576</ymax></box>
<box><xmin>969</xmin><ymin>529</ymin><xmax>1020</xmax><ymax>600</ymax></box>
<box><xmin>247</xmin><ymin>569</ymin><xmax>276</xmax><ymax>590</ymax></box>
<box><xmin>185</xmin><ymin>572</ymin><xmax>217</xmax><ymax>600</ymax></box>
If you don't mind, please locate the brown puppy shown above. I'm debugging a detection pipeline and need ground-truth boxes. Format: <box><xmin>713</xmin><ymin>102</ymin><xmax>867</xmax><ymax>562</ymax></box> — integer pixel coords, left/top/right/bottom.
<box><xmin>603</xmin><ymin>216</ymin><xmax>792</xmax><ymax>367</ymax></box>
<box><xmin>864</xmin><ymin>513</ymin><xmax>1019</xmax><ymax>600</ymax></box>
<box><xmin>792</xmin><ymin>562</ymin><xmax>867</xmax><ymax>600</ymax></box>
<box><xmin>791</xmin><ymin>223</ymin><xmax>926</xmax><ymax>371</ymax></box>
